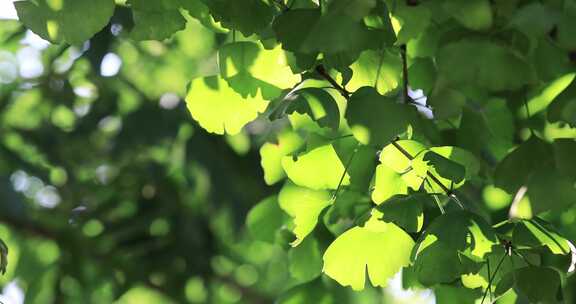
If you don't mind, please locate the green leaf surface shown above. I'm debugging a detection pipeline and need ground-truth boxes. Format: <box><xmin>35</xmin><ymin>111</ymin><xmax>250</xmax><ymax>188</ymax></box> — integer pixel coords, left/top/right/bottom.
<box><xmin>185</xmin><ymin>76</ymin><xmax>269</xmax><ymax>135</ymax></box>
<box><xmin>323</xmin><ymin>214</ymin><xmax>414</xmax><ymax>290</ymax></box>
<box><xmin>288</xmin><ymin>237</ymin><xmax>323</xmax><ymax>282</ymax></box>
<box><xmin>278</xmin><ymin>182</ymin><xmax>331</xmax><ymax>246</ymax></box>
<box><xmin>495</xmin><ymin>136</ymin><xmax>553</xmax><ymax>193</ymax></box>
<box><xmin>201</xmin><ymin>0</ymin><xmax>273</xmax><ymax>36</ymax></box>
<box><xmin>513</xmin><ymin>219</ymin><xmax>571</xmax><ymax>255</ymax></box>
<box><xmin>273</xmin><ymin>9</ymin><xmax>379</xmax><ymax>54</ymax></box>
<box><xmin>347</xmin><ymin>49</ymin><xmax>402</xmax><ymax>96</ymax></box>
<box><xmin>376</xmin><ymin>194</ymin><xmax>425</xmax><ymax>233</ymax></box>
<box><xmin>285</xmin><ymin>88</ymin><xmax>340</xmax><ymax>131</ymax></box>
<box><xmin>371</xmin><ymin>165</ymin><xmax>408</xmax><ymax>204</ymax></box>
<box><xmin>260</xmin><ymin>131</ymin><xmax>304</xmax><ymax>185</ymax></box>
<box><xmin>413</xmin><ymin>211</ymin><xmax>497</xmax><ymax>285</ymax></box>
<box><xmin>282</xmin><ymin>143</ymin><xmax>349</xmax><ymax>190</ymax></box>
<box><xmin>15</xmin><ymin>0</ymin><xmax>115</xmax><ymax>45</ymax></box>
<box><xmin>246</xmin><ymin>196</ymin><xmax>287</xmax><ymax>243</ymax></box>
<box><xmin>423</xmin><ymin>151</ymin><xmax>465</xmax><ymax>184</ymax></box>
<box><xmin>129</xmin><ymin>0</ymin><xmax>185</xmax><ymax>40</ymax></box>
<box><xmin>218</xmin><ymin>42</ymin><xmax>300</xmax><ymax>99</ymax></box>
<box><xmin>515</xmin><ymin>266</ymin><xmax>562</xmax><ymax>303</ymax></box>
<box><xmin>436</xmin><ymin>39</ymin><xmax>535</xmax><ymax>91</ymax></box>
<box><xmin>443</xmin><ymin>0</ymin><xmax>492</xmax><ymax>31</ymax></box>
<box><xmin>346</xmin><ymin>87</ymin><xmax>415</xmax><ymax>145</ymax></box>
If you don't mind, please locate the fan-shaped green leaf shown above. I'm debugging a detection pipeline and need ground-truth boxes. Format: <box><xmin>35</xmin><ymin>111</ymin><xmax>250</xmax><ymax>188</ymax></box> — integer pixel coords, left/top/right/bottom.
<box><xmin>260</xmin><ymin>131</ymin><xmax>304</xmax><ymax>185</ymax></box>
<box><xmin>376</xmin><ymin>194</ymin><xmax>425</xmax><ymax>233</ymax></box>
<box><xmin>437</xmin><ymin>39</ymin><xmax>535</xmax><ymax>91</ymax></box>
<box><xmin>371</xmin><ymin>165</ymin><xmax>408</xmax><ymax>204</ymax></box>
<box><xmin>347</xmin><ymin>49</ymin><xmax>402</xmax><ymax>95</ymax></box>
<box><xmin>278</xmin><ymin>182</ymin><xmax>331</xmax><ymax>246</ymax></box>
<box><xmin>282</xmin><ymin>143</ymin><xmax>349</xmax><ymax>190</ymax></box>
<box><xmin>513</xmin><ymin>218</ymin><xmax>571</xmax><ymax>255</ymax></box>
<box><xmin>246</xmin><ymin>196</ymin><xmax>288</xmax><ymax>243</ymax></box>
<box><xmin>288</xmin><ymin>237</ymin><xmax>323</xmax><ymax>282</ymax></box>
<box><xmin>201</xmin><ymin>0</ymin><xmax>273</xmax><ymax>36</ymax></box>
<box><xmin>129</xmin><ymin>0</ymin><xmax>186</xmax><ymax>40</ymax></box>
<box><xmin>273</xmin><ymin>9</ymin><xmax>379</xmax><ymax>54</ymax></box>
<box><xmin>495</xmin><ymin>136</ymin><xmax>553</xmax><ymax>193</ymax></box>
<box><xmin>284</xmin><ymin>88</ymin><xmax>340</xmax><ymax>131</ymax></box>
<box><xmin>346</xmin><ymin>87</ymin><xmax>416</xmax><ymax>145</ymax></box>
<box><xmin>185</xmin><ymin>76</ymin><xmax>269</xmax><ymax>135</ymax></box>
<box><xmin>443</xmin><ymin>0</ymin><xmax>492</xmax><ymax>31</ymax></box>
<box><xmin>422</xmin><ymin>151</ymin><xmax>465</xmax><ymax>184</ymax></box>
<box><xmin>15</xmin><ymin>0</ymin><xmax>115</xmax><ymax>45</ymax></box>
<box><xmin>323</xmin><ymin>214</ymin><xmax>414</xmax><ymax>290</ymax></box>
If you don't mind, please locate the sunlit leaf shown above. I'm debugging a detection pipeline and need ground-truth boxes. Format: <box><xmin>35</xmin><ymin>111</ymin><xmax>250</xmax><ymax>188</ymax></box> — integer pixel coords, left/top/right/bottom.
<box><xmin>323</xmin><ymin>213</ymin><xmax>414</xmax><ymax>290</ymax></box>
<box><xmin>278</xmin><ymin>182</ymin><xmax>331</xmax><ymax>246</ymax></box>
<box><xmin>185</xmin><ymin>76</ymin><xmax>269</xmax><ymax>135</ymax></box>
<box><xmin>282</xmin><ymin>143</ymin><xmax>349</xmax><ymax>190</ymax></box>
<box><xmin>15</xmin><ymin>0</ymin><xmax>115</xmax><ymax>45</ymax></box>
<box><xmin>346</xmin><ymin>87</ymin><xmax>416</xmax><ymax>145</ymax></box>
<box><xmin>260</xmin><ymin>131</ymin><xmax>304</xmax><ymax>185</ymax></box>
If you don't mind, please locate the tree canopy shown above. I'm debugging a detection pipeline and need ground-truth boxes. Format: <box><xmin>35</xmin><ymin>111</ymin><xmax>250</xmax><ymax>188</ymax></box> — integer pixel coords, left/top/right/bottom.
<box><xmin>1</xmin><ymin>0</ymin><xmax>576</xmax><ymax>303</ymax></box>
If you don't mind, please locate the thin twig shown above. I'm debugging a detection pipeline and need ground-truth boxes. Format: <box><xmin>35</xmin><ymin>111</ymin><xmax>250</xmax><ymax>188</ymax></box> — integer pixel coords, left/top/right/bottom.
<box><xmin>391</xmin><ymin>140</ymin><xmax>456</xmax><ymax>198</ymax></box>
<box><xmin>486</xmin><ymin>259</ymin><xmax>493</xmax><ymax>302</ymax></box>
<box><xmin>400</xmin><ymin>44</ymin><xmax>410</xmax><ymax>103</ymax></box>
<box><xmin>481</xmin><ymin>252</ymin><xmax>507</xmax><ymax>304</ymax></box>
<box><xmin>315</xmin><ymin>65</ymin><xmax>350</xmax><ymax>98</ymax></box>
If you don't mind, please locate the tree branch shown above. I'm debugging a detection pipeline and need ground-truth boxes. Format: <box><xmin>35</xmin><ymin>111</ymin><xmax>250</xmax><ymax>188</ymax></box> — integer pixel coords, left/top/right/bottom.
<box><xmin>315</xmin><ymin>65</ymin><xmax>350</xmax><ymax>98</ymax></box>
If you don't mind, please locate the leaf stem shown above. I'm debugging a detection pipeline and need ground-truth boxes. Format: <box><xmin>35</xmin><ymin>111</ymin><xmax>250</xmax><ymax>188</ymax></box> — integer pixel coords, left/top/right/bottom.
<box><xmin>331</xmin><ymin>146</ymin><xmax>358</xmax><ymax>201</ymax></box>
<box><xmin>481</xmin><ymin>252</ymin><xmax>507</xmax><ymax>304</ymax></box>
<box><xmin>425</xmin><ymin>179</ymin><xmax>445</xmax><ymax>214</ymax></box>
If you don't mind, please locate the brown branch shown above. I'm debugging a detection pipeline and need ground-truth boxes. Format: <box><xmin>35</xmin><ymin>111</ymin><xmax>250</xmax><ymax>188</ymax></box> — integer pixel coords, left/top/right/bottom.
<box><xmin>400</xmin><ymin>44</ymin><xmax>410</xmax><ymax>103</ymax></box>
<box><xmin>315</xmin><ymin>65</ymin><xmax>350</xmax><ymax>98</ymax></box>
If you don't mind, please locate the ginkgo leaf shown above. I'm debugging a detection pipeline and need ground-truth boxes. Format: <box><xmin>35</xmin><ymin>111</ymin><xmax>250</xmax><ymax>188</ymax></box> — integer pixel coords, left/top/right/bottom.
<box><xmin>201</xmin><ymin>0</ymin><xmax>274</xmax><ymax>36</ymax></box>
<box><xmin>288</xmin><ymin>236</ymin><xmax>323</xmax><ymax>282</ymax></box>
<box><xmin>282</xmin><ymin>143</ymin><xmax>349</xmax><ymax>190</ymax></box>
<box><xmin>387</xmin><ymin>2</ymin><xmax>431</xmax><ymax>44</ymax></box>
<box><xmin>218</xmin><ymin>42</ymin><xmax>300</xmax><ymax>98</ymax></box>
<box><xmin>376</xmin><ymin>194</ymin><xmax>425</xmax><ymax>233</ymax></box>
<box><xmin>443</xmin><ymin>0</ymin><xmax>492</xmax><ymax>31</ymax></box>
<box><xmin>185</xmin><ymin>76</ymin><xmax>268</xmax><ymax>135</ymax></box>
<box><xmin>513</xmin><ymin>218</ymin><xmax>571</xmax><ymax>255</ymax></box>
<box><xmin>278</xmin><ymin>182</ymin><xmax>331</xmax><ymax>246</ymax></box>
<box><xmin>495</xmin><ymin>136</ymin><xmax>553</xmax><ymax>193</ymax></box>
<box><xmin>323</xmin><ymin>213</ymin><xmax>414</xmax><ymax>290</ymax></box>
<box><xmin>15</xmin><ymin>0</ymin><xmax>115</xmax><ymax>45</ymax></box>
<box><xmin>346</xmin><ymin>87</ymin><xmax>416</xmax><ymax>145</ymax></box>
<box><xmin>436</xmin><ymin>39</ymin><xmax>536</xmax><ymax>91</ymax></box>
<box><xmin>129</xmin><ymin>0</ymin><xmax>186</xmax><ymax>40</ymax></box>
<box><xmin>347</xmin><ymin>49</ymin><xmax>402</xmax><ymax>95</ymax></box>
<box><xmin>379</xmin><ymin>140</ymin><xmax>427</xmax><ymax>173</ymax></box>
<box><xmin>246</xmin><ymin>196</ymin><xmax>288</xmax><ymax>243</ymax></box>
<box><xmin>284</xmin><ymin>88</ymin><xmax>340</xmax><ymax>131</ymax></box>
<box><xmin>273</xmin><ymin>9</ymin><xmax>379</xmax><ymax>55</ymax></box>
<box><xmin>371</xmin><ymin>165</ymin><xmax>408</xmax><ymax>204</ymax></box>
<box><xmin>413</xmin><ymin>212</ymin><xmax>497</xmax><ymax>285</ymax></box>
<box><xmin>422</xmin><ymin>151</ymin><xmax>465</xmax><ymax>184</ymax></box>
<box><xmin>260</xmin><ymin>131</ymin><xmax>304</xmax><ymax>185</ymax></box>
<box><xmin>514</xmin><ymin>266</ymin><xmax>562</xmax><ymax>303</ymax></box>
